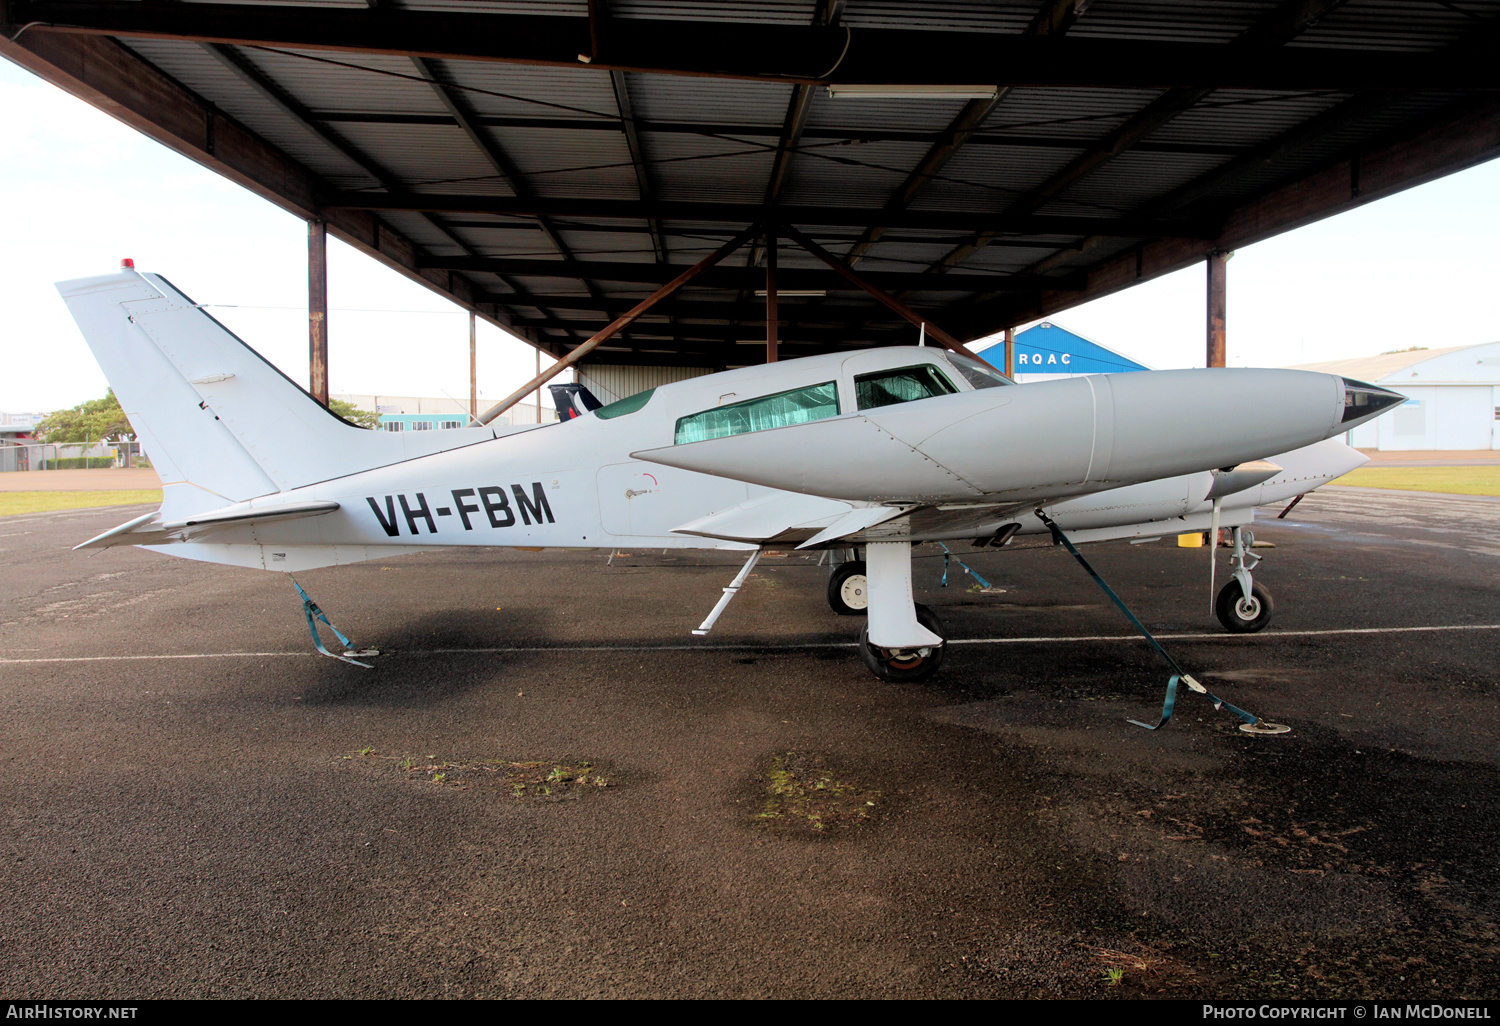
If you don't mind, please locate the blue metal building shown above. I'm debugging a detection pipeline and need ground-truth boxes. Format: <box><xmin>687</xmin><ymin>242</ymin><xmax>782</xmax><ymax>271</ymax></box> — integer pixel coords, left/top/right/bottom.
<box><xmin>975</xmin><ymin>322</ymin><xmax>1149</xmax><ymax>381</ymax></box>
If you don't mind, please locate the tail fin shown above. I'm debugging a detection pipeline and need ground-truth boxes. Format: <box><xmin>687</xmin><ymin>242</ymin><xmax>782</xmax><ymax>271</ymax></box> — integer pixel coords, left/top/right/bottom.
<box><xmin>57</xmin><ymin>267</ymin><xmax>496</xmax><ymax>521</ymax></box>
<box><xmin>548</xmin><ymin>382</ymin><xmax>603</xmax><ymax>420</ymax></box>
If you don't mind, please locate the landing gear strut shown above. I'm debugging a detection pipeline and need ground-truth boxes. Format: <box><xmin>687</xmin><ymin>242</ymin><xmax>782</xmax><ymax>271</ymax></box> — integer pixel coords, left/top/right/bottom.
<box><xmin>1215</xmin><ymin>527</ymin><xmax>1273</xmax><ymax>633</ymax></box>
<box><xmin>854</xmin><ymin>541</ymin><xmax>946</xmax><ymax>683</ymax></box>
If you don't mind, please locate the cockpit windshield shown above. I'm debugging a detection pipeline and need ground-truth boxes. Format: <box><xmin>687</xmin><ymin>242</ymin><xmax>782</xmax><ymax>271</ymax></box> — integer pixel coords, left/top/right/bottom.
<box><xmin>944</xmin><ymin>352</ymin><xmax>1013</xmax><ymax>389</ymax></box>
<box><xmin>853</xmin><ymin>364</ymin><xmax>957</xmax><ymax>410</ymax></box>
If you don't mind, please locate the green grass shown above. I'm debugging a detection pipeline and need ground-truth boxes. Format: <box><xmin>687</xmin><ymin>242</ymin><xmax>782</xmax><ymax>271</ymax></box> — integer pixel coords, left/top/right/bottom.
<box><xmin>1333</xmin><ymin>466</ymin><xmax>1500</xmax><ymax>497</ymax></box>
<box><xmin>0</xmin><ymin>490</ymin><xmax>162</xmax><ymax>517</ymax></box>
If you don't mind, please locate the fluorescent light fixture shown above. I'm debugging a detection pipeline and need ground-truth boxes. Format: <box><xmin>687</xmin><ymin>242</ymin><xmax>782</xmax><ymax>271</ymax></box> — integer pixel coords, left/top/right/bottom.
<box><xmin>754</xmin><ymin>289</ymin><xmax>826</xmax><ymax>297</ymax></box>
<box><xmin>825</xmin><ymin>84</ymin><xmax>999</xmax><ymax>100</ymax></box>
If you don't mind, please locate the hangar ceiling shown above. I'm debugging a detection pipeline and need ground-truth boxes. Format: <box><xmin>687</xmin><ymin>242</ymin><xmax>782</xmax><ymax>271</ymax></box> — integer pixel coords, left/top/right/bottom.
<box><xmin>4</xmin><ymin>0</ymin><xmax>1500</xmax><ymax>369</ymax></box>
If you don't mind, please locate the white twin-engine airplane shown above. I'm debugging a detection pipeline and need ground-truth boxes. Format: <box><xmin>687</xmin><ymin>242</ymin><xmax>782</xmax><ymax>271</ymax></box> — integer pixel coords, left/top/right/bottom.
<box><xmin>60</xmin><ymin>266</ymin><xmax>1401</xmax><ymax>683</ymax></box>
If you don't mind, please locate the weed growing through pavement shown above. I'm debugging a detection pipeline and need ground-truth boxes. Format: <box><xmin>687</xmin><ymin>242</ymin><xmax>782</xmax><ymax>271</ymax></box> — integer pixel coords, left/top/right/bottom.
<box><xmin>752</xmin><ymin>752</ymin><xmax>880</xmax><ymax>835</ymax></box>
<box><xmin>342</xmin><ymin>747</ymin><xmax>609</xmax><ymax>799</ymax></box>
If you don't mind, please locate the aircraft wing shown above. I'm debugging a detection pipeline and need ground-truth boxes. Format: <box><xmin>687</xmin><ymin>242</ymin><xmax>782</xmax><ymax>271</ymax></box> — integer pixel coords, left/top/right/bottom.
<box><xmin>670</xmin><ymin>490</ymin><xmax>1040</xmax><ymax>547</ymax></box>
<box><xmin>75</xmin><ymin>500</ymin><xmax>341</xmax><ymax>550</ymax></box>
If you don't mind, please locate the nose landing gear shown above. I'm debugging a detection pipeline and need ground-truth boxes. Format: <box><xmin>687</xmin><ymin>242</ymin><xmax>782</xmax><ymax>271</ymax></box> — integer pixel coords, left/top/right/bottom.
<box><xmin>1214</xmin><ymin>527</ymin><xmax>1273</xmax><ymax>633</ymax></box>
<box><xmin>828</xmin><ymin>558</ymin><xmax>869</xmax><ymax>616</ymax></box>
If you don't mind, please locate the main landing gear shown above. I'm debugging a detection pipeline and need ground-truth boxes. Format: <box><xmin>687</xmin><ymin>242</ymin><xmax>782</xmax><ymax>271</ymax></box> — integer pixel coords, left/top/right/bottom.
<box><xmin>1214</xmin><ymin>526</ymin><xmax>1273</xmax><ymax>633</ymax></box>
<box><xmin>846</xmin><ymin>541</ymin><xmax>948</xmax><ymax>683</ymax></box>
<box><xmin>859</xmin><ymin>602</ymin><xmax>945</xmax><ymax>682</ymax></box>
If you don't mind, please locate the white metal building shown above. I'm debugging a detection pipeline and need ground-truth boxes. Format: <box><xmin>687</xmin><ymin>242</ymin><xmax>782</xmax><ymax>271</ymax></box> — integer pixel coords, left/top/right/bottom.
<box><xmin>1292</xmin><ymin>343</ymin><xmax>1500</xmax><ymax>451</ymax></box>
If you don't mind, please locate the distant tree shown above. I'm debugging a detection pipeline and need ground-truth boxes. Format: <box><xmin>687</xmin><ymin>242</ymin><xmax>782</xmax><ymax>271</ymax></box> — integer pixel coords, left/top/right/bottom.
<box><xmin>328</xmin><ymin>398</ymin><xmax>383</xmax><ymax>429</ymax></box>
<box><xmin>35</xmin><ymin>389</ymin><xmax>134</xmax><ymax>443</ymax></box>
<box><xmin>1380</xmin><ymin>346</ymin><xmax>1429</xmax><ymax>355</ymax></box>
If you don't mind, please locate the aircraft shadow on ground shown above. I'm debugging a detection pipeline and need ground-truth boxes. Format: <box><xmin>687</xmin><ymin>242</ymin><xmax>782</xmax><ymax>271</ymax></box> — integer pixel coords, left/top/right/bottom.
<box><xmin>290</xmin><ymin>606</ymin><xmax>559</xmax><ymax>707</ymax></box>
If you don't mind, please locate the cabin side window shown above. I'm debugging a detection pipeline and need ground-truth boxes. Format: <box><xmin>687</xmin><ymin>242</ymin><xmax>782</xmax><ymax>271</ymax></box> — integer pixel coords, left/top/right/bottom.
<box><xmin>853</xmin><ymin>364</ymin><xmax>957</xmax><ymax>411</ymax></box>
<box><xmin>675</xmin><ymin>381</ymin><xmax>840</xmax><ymax>444</ymax></box>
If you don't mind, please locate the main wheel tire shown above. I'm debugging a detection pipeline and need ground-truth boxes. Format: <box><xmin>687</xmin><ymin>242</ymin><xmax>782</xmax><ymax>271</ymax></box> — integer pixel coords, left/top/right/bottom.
<box><xmin>827</xmin><ymin>560</ymin><xmax>869</xmax><ymax>616</ymax></box>
<box><xmin>859</xmin><ymin>603</ymin><xmax>946</xmax><ymax>682</ymax></box>
<box><xmin>1215</xmin><ymin>580</ymin><xmax>1273</xmax><ymax>633</ymax></box>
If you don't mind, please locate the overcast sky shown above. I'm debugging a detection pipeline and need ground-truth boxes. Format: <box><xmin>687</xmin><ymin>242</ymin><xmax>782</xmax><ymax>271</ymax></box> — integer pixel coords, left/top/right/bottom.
<box><xmin>3</xmin><ymin>56</ymin><xmax>1498</xmax><ymax>413</ymax></box>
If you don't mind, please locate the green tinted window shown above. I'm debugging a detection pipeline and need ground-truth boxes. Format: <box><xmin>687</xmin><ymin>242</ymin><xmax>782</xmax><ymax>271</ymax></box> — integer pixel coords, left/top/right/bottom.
<box><xmin>675</xmin><ymin>381</ymin><xmax>840</xmax><ymax>444</ymax></box>
<box><xmin>594</xmin><ymin>388</ymin><xmax>656</xmax><ymax>419</ymax></box>
<box><xmin>854</xmin><ymin>365</ymin><xmax>957</xmax><ymax>411</ymax></box>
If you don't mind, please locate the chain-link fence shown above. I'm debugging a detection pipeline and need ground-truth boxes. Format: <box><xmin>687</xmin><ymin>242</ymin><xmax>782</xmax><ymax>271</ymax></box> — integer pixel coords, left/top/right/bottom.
<box><xmin>0</xmin><ymin>441</ymin><xmax>144</xmax><ymax>472</ymax></box>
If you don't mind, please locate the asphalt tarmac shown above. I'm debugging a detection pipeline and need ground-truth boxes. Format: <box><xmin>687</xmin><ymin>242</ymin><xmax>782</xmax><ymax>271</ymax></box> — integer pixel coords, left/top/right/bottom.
<box><xmin>1</xmin><ymin>490</ymin><xmax>1497</xmax><ymax>999</ymax></box>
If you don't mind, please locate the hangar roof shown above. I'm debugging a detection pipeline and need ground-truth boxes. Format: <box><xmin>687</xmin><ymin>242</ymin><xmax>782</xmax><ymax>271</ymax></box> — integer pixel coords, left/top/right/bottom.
<box><xmin>4</xmin><ymin>0</ymin><xmax>1500</xmax><ymax>369</ymax></box>
<box><xmin>1294</xmin><ymin>342</ymin><xmax>1500</xmax><ymax>383</ymax></box>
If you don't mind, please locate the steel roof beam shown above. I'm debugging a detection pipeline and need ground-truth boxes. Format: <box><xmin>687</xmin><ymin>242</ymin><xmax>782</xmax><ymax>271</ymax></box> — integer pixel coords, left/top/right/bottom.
<box><xmin>441</xmin><ymin>221</ymin><xmax>1069</xmax><ymax>249</ymax></box>
<box><xmin>367</xmin><ymin>0</ymin><xmax>605</xmax><ymax>320</ymax></box>
<box><xmin>203</xmin><ymin>39</ymin><xmax>572</xmax><ymax>337</ymax></box>
<box><xmin>981</xmin><ymin>13</ymin><xmax>1500</xmax><ymax>300</ymax></box>
<box><xmin>423</xmin><ymin>256</ymin><xmax>1079</xmax><ymax>293</ymax></box>
<box><xmin>918</xmin><ymin>0</ymin><xmax>1353</xmax><ymax>280</ymax></box>
<box><xmin>839</xmin><ymin>0</ymin><xmax>1084</xmax><ymax>269</ymax></box>
<box><xmin>956</xmin><ymin>92</ymin><xmax>1500</xmax><ymax>340</ymax></box>
<box><xmin>327</xmin><ymin>194</ymin><xmax>1212</xmax><ymax>238</ymax></box>
<box><xmin>1020</xmin><ymin>91</ymin><xmax>1407</xmax><ymax>281</ymax></box>
<box><xmin>503</xmin><ymin>304</ymin><xmax>914</xmax><ymax>325</ymax></box>
<box><xmin>0</xmin><ymin>24</ymin><xmax>547</xmax><ymax>346</ymax></box>
<box><xmin>305</xmin><ymin>112</ymin><xmax>1251</xmax><ymax>156</ymax></box>
<box><xmin>485</xmin><ymin>294</ymin><xmax>906</xmax><ymax>319</ymax></box>
<box><xmin>16</xmin><ymin>1</ymin><xmax>1498</xmax><ymax>90</ymax></box>
<box><xmin>203</xmin><ymin>40</ymin><xmax>564</xmax><ymax>330</ymax></box>
<box><xmin>610</xmin><ymin>70</ymin><xmax>666</xmax><ymax>263</ymax></box>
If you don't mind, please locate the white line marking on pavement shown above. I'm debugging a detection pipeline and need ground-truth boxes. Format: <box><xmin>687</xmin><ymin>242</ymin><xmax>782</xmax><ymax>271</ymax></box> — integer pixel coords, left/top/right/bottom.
<box><xmin>3</xmin><ymin>623</ymin><xmax>1499</xmax><ymax>665</ymax></box>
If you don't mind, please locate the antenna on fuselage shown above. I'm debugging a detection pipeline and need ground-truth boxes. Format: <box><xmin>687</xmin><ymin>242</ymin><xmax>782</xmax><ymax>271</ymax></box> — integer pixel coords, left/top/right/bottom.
<box><xmin>918</xmin><ymin>322</ymin><xmax>926</xmax><ymax>347</ymax></box>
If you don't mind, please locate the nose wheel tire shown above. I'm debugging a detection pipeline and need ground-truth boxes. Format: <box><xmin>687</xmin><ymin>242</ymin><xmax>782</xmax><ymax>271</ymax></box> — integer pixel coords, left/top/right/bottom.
<box><xmin>1215</xmin><ymin>581</ymin><xmax>1274</xmax><ymax>633</ymax></box>
<box><xmin>828</xmin><ymin>560</ymin><xmax>869</xmax><ymax>616</ymax></box>
<box><xmin>859</xmin><ymin>603</ymin><xmax>946</xmax><ymax>682</ymax></box>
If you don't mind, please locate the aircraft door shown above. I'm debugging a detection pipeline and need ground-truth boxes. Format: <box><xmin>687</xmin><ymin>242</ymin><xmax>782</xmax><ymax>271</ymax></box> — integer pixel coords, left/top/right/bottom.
<box><xmin>595</xmin><ymin>463</ymin><xmax>748</xmax><ymax>539</ymax></box>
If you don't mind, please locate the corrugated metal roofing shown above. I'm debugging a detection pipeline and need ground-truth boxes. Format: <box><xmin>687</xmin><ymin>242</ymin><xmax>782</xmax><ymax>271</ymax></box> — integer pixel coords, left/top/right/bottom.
<box><xmin>32</xmin><ymin>0</ymin><xmax>1500</xmax><ymax>365</ymax></box>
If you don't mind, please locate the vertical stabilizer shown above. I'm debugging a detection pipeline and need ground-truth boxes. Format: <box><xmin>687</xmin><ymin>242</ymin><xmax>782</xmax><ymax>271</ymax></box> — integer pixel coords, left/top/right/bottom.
<box><xmin>57</xmin><ymin>268</ymin><xmax>498</xmax><ymax>521</ymax></box>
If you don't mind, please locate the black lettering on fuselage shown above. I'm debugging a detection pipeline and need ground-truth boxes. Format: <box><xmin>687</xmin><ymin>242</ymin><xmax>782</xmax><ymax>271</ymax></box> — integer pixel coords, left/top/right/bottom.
<box><xmin>479</xmin><ymin>486</ymin><xmax>515</xmax><ymax>528</ymax></box>
<box><xmin>399</xmin><ymin>492</ymin><xmax>437</xmax><ymax>534</ymax></box>
<box><xmin>367</xmin><ymin>495</ymin><xmax>400</xmax><ymax>537</ymax></box>
<box><xmin>512</xmin><ymin>482</ymin><xmax>555</xmax><ymax>525</ymax></box>
<box><xmin>451</xmin><ymin>488</ymin><xmax>480</xmax><ymax>530</ymax></box>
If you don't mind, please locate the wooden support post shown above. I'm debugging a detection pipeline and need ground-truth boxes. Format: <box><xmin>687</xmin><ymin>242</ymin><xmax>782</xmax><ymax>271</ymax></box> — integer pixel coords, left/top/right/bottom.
<box><xmin>308</xmin><ymin>218</ymin><xmax>329</xmax><ymax>405</ymax></box>
<box><xmin>477</xmin><ymin>224</ymin><xmax>759</xmax><ymax>424</ymax></box>
<box><xmin>765</xmin><ymin>228</ymin><xmax>779</xmax><ymax>364</ymax></box>
<box><xmin>1207</xmin><ymin>250</ymin><xmax>1228</xmax><ymax>368</ymax></box>
<box><xmin>1003</xmin><ymin>326</ymin><xmax>1016</xmax><ymax>377</ymax></box>
<box><xmin>779</xmin><ymin>225</ymin><xmax>996</xmax><ymax>369</ymax></box>
<box><xmin>468</xmin><ymin>311</ymin><xmax>478</xmax><ymax>424</ymax></box>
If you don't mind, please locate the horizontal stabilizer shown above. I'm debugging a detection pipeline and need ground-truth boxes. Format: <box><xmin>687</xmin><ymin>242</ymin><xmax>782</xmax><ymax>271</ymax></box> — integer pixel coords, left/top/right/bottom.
<box><xmin>75</xmin><ymin>499</ymin><xmax>340</xmax><ymax>550</ymax></box>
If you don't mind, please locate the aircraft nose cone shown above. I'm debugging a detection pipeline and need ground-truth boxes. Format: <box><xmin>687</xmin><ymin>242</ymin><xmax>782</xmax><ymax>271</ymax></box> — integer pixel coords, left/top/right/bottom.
<box><xmin>1341</xmin><ymin>377</ymin><xmax>1405</xmax><ymax>424</ymax></box>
